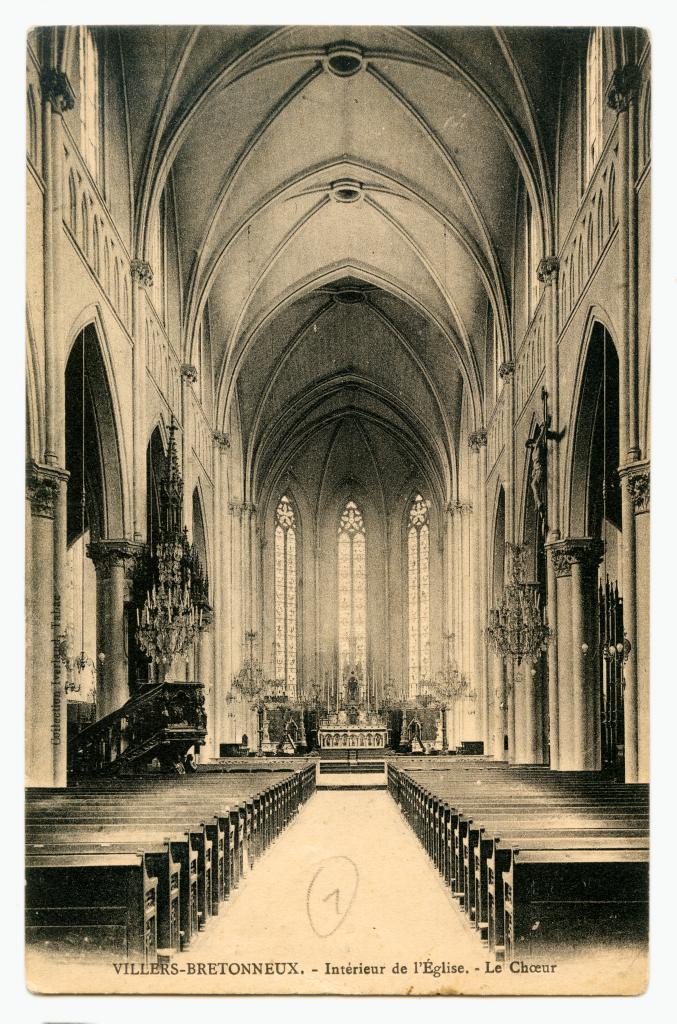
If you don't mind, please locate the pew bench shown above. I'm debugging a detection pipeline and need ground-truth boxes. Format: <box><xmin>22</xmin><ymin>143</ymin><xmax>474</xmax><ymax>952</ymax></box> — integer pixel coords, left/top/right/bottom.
<box><xmin>502</xmin><ymin>847</ymin><xmax>650</xmax><ymax>960</ymax></box>
<box><xmin>26</xmin><ymin>852</ymin><xmax>157</xmax><ymax>963</ymax></box>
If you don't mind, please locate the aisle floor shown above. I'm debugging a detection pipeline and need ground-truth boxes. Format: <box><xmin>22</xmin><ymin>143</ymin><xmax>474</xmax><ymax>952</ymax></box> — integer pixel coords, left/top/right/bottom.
<box><xmin>174</xmin><ymin>789</ymin><xmax>479</xmax><ymax>993</ymax></box>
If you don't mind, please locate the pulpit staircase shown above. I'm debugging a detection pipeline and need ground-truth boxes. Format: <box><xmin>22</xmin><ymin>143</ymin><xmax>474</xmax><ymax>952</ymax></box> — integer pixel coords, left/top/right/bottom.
<box><xmin>69</xmin><ymin>681</ymin><xmax>207</xmax><ymax>777</ymax></box>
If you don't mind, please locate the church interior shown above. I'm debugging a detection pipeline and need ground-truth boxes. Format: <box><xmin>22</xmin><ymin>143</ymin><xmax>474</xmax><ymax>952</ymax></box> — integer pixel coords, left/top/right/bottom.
<box><xmin>25</xmin><ymin>25</ymin><xmax>651</xmax><ymax>987</ymax></box>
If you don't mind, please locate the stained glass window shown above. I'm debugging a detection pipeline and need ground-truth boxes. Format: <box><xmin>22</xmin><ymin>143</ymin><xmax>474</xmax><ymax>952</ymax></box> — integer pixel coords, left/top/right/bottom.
<box><xmin>338</xmin><ymin>501</ymin><xmax>366</xmax><ymax>674</ymax></box>
<box><xmin>79</xmin><ymin>28</ymin><xmax>100</xmax><ymax>181</ymax></box>
<box><xmin>274</xmin><ymin>495</ymin><xmax>297</xmax><ymax>692</ymax></box>
<box><xmin>408</xmin><ymin>495</ymin><xmax>431</xmax><ymax>692</ymax></box>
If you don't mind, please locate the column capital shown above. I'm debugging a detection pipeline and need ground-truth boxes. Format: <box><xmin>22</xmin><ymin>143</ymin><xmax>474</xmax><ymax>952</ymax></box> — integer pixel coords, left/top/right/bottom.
<box><xmin>181</xmin><ymin>363</ymin><xmax>198</xmax><ymax>384</ymax></box>
<box><xmin>467</xmin><ymin>429</ymin><xmax>487</xmax><ymax>452</ymax></box>
<box><xmin>619</xmin><ymin>460</ymin><xmax>650</xmax><ymax>514</ymax></box>
<box><xmin>498</xmin><ymin>360</ymin><xmax>515</xmax><ymax>379</ymax></box>
<box><xmin>213</xmin><ymin>430</ymin><xmax>231</xmax><ymax>449</ymax></box>
<box><xmin>40</xmin><ymin>69</ymin><xmax>75</xmax><ymax>113</ymax></box>
<box><xmin>26</xmin><ymin>461</ymin><xmax>69</xmax><ymax>519</ymax></box>
<box><xmin>130</xmin><ymin>259</ymin><xmax>154</xmax><ymax>288</ymax></box>
<box><xmin>87</xmin><ymin>538</ymin><xmax>144</xmax><ymax>574</ymax></box>
<box><xmin>536</xmin><ymin>256</ymin><xmax>560</xmax><ymax>285</ymax></box>
<box><xmin>606</xmin><ymin>64</ymin><xmax>641</xmax><ymax>113</ymax></box>
<box><xmin>547</xmin><ymin>537</ymin><xmax>604</xmax><ymax>577</ymax></box>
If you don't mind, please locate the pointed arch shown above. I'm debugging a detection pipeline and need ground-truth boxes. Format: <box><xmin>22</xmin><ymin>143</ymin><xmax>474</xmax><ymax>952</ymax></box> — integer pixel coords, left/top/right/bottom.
<box><xmin>92</xmin><ymin>216</ymin><xmax>101</xmax><ymax>276</ymax></box>
<box><xmin>608</xmin><ymin>164</ymin><xmax>616</xmax><ymax>232</ymax></box>
<box><xmin>565</xmin><ymin>313</ymin><xmax>621</xmax><ymax>538</ymax></box>
<box><xmin>337</xmin><ymin>498</ymin><xmax>367</xmax><ymax>674</ymax></box>
<box><xmin>68</xmin><ymin>170</ymin><xmax>77</xmax><ymax>234</ymax></box>
<box><xmin>192</xmin><ymin>482</ymin><xmax>210</xmax><ymax>600</ymax></box>
<box><xmin>65</xmin><ymin>322</ymin><xmax>126</xmax><ymax>542</ymax></box>
<box><xmin>146</xmin><ymin>422</ymin><xmax>167</xmax><ymax>548</ymax></box>
<box><xmin>406</xmin><ymin>492</ymin><xmax>431</xmax><ymax>693</ymax></box>
<box><xmin>273</xmin><ymin>493</ymin><xmax>298</xmax><ymax>692</ymax></box>
<box><xmin>80</xmin><ymin>194</ymin><xmax>89</xmax><ymax>256</ymax></box>
<box><xmin>491</xmin><ymin>482</ymin><xmax>507</xmax><ymax>604</ymax></box>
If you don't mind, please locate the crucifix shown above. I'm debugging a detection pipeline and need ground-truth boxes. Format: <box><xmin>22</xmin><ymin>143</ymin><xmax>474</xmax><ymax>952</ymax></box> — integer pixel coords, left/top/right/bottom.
<box><xmin>525</xmin><ymin>388</ymin><xmax>559</xmax><ymax>528</ymax></box>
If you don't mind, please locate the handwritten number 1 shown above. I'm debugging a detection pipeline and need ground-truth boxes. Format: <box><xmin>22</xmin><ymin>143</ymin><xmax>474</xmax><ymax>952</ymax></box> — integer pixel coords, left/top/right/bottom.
<box><xmin>323</xmin><ymin>888</ymin><xmax>341</xmax><ymax>915</ymax></box>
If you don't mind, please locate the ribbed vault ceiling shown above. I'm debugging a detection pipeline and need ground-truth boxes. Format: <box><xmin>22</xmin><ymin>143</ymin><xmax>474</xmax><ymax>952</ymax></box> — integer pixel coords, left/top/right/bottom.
<box><xmin>117</xmin><ymin>25</ymin><xmax>575</xmax><ymax>502</ymax></box>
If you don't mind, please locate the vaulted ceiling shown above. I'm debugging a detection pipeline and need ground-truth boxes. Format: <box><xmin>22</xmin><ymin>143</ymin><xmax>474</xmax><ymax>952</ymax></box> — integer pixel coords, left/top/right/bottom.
<box><xmin>116</xmin><ymin>25</ymin><xmax>575</xmax><ymax>503</ymax></box>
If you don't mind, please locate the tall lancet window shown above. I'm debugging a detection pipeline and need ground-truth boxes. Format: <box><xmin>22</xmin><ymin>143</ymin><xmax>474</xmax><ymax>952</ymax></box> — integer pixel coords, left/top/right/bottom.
<box><xmin>586</xmin><ymin>28</ymin><xmax>604</xmax><ymax>182</ymax></box>
<box><xmin>274</xmin><ymin>495</ymin><xmax>297</xmax><ymax>691</ymax></box>
<box><xmin>338</xmin><ymin>501</ymin><xmax>366</xmax><ymax>673</ymax></box>
<box><xmin>79</xmin><ymin>27</ymin><xmax>100</xmax><ymax>181</ymax></box>
<box><xmin>408</xmin><ymin>494</ymin><xmax>431</xmax><ymax>691</ymax></box>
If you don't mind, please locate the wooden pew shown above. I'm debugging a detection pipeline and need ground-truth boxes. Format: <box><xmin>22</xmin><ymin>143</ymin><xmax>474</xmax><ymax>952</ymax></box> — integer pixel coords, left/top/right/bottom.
<box><xmin>502</xmin><ymin>846</ymin><xmax>650</xmax><ymax>960</ymax></box>
<box><xmin>27</xmin><ymin>825</ymin><xmax>200</xmax><ymax>949</ymax></box>
<box><xmin>26</xmin><ymin>852</ymin><xmax>157</xmax><ymax>963</ymax></box>
<box><xmin>388</xmin><ymin>763</ymin><xmax>649</xmax><ymax>961</ymax></box>
<box><xmin>27</xmin><ymin>837</ymin><xmax>181</xmax><ymax>952</ymax></box>
<box><xmin>25</xmin><ymin>763</ymin><xmax>317</xmax><ymax>962</ymax></box>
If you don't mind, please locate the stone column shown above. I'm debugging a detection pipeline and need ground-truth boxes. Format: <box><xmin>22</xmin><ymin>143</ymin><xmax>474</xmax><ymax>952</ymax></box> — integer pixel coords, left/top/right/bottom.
<box><xmin>492</xmin><ymin>651</ymin><xmax>507</xmax><ymax>760</ymax></box>
<box><xmin>549</xmin><ymin>538</ymin><xmax>603</xmax><ymax>771</ymax></box>
<box><xmin>456</xmin><ymin>499</ymin><xmax>475</xmax><ymax>741</ymax></box>
<box><xmin>212</xmin><ymin>431</ymin><xmax>230</xmax><ymax>751</ymax></box>
<box><xmin>506</xmin><ymin>660</ymin><xmax>516</xmax><ymax>763</ymax></box>
<box><xmin>621</xmin><ymin>462</ymin><xmax>650</xmax><ymax>782</ymax></box>
<box><xmin>469</xmin><ymin>429</ymin><xmax>489</xmax><ymax>751</ymax></box>
<box><xmin>197</xmin><ymin>611</ymin><xmax>214</xmax><ymax>758</ymax></box>
<box><xmin>608</xmin><ymin>64</ymin><xmax>642</xmax><ymax>782</ymax></box>
<box><xmin>26</xmin><ymin>463</ymin><xmax>69</xmax><ymax>786</ymax></box>
<box><xmin>512</xmin><ymin>660</ymin><xmax>527</xmax><ymax>763</ymax></box>
<box><xmin>180</xmin><ymin>363</ymin><xmax>198</xmax><ymax>509</ymax></box>
<box><xmin>38</xmin><ymin>70</ymin><xmax>73</xmax><ymax>788</ymax></box>
<box><xmin>248</xmin><ymin>505</ymin><xmax>260</xmax><ymax>656</ymax></box>
<box><xmin>39</xmin><ymin>68</ymin><xmax>73</xmax><ymax>467</ymax></box>
<box><xmin>229</xmin><ymin>500</ymin><xmax>244</xmax><ymax>686</ymax></box>
<box><xmin>537</xmin><ymin>257</ymin><xmax>561</xmax><ymax>770</ymax></box>
<box><xmin>88</xmin><ymin>540</ymin><xmax>141</xmax><ymax>719</ymax></box>
<box><xmin>130</xmin><ymin>259</ymin><xmax>153</xmax><ymax>540</ymax></box>
<box><xmin>240</xmin><ymin>503</ymin><xmax>251</xmax><ymax>641</ymax></box>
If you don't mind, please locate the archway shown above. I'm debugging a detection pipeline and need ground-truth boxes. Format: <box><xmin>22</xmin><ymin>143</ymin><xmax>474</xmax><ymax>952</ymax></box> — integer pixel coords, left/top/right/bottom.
<box><xmin>64</xmin><ymin>324</ymin><xmax>125</xmax><ymax>741</ymax></box>
<box><xmin>491</xmin><ymin>485</ymin><xmax>509</xmax><ymax>759</ymax></box>
<box><xmin>570</xmin><ymin>322</ymin><xmax>622</xmax><ymax>775</ymax></box>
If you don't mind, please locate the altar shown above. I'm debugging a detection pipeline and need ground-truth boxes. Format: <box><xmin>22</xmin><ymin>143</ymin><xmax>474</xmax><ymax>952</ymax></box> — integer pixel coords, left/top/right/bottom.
<box><xmin>318</xmin><ymin>710</ymin><xmax>388</xmax><ymax>749</ymax></box>
<box><xmin>316</xmin><ymin>667</ymin><xmax>389</xmax><ymax>749</ymax></box>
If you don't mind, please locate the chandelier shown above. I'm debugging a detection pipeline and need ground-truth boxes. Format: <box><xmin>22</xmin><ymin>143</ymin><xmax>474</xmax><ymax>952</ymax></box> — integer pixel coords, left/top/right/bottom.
<box><xmin>232</xmin><ymin>630</ymin><xmax>271</xmax><ymax>705</ymax></box>
<box><xmin>136</xmin><ymin>422</ymin><xmax>209</xmax><ymax>680</ymax></box>
<box><xmin>434</xmin><ymin>632</ymin><xmax>470</xmax><ymax>701</ymax></box>
<box><xmin>486</xmin><ymin>544</ymin><xmax>551</xmax><ymax>666</ymax></box>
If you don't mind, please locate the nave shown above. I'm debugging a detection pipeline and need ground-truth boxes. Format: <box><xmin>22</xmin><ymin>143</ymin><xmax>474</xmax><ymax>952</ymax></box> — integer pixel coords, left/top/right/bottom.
<box><xmin>26</xmin><ymin>758</ymin><xmax>648</xmax><ymax>996</ymax></box>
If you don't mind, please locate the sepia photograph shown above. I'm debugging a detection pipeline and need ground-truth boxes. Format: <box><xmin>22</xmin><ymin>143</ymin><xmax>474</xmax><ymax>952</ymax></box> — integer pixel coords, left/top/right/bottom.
<box><xmin>23</xmin><ymin>18</ymin><xmax>652</xmax><ymax>997</ymax></box>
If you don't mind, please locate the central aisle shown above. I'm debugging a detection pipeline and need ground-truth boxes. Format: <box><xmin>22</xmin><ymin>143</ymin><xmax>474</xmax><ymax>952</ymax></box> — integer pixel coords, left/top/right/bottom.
<box><xmin>172</xmin><ymin>788</ymin><xmax>483</xmax><ymax>994</ymax></box>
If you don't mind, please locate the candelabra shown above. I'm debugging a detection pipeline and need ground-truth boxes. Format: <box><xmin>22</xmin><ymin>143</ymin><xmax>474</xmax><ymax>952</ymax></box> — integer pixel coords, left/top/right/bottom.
<box><xmin>434</xmin><ymin>632</ymin><xmax>470</xmax><ymax>701</ymax></box>
<box><xmin>136</xmin><ymin>582</ymin><xmax>201</xmax><ymax>674</ymax></box>
<box><xmin>135</xmin><ymin>422</ymin><xmax>209</xmax><ymax>681</ymax></box>
<box><xmin>486</xmin><ymin>544</ymin><xmax>551</xmax><ymax>666</ymax></box>
<box><xmin>232</xmin><ymin>630</ymin><xmax>285</xmax><ymax>705</ymax></box>
<box><xmin>57</xmin><ymin>625</ymin><xmax>97</xmax><ymax>695</ymax></box>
